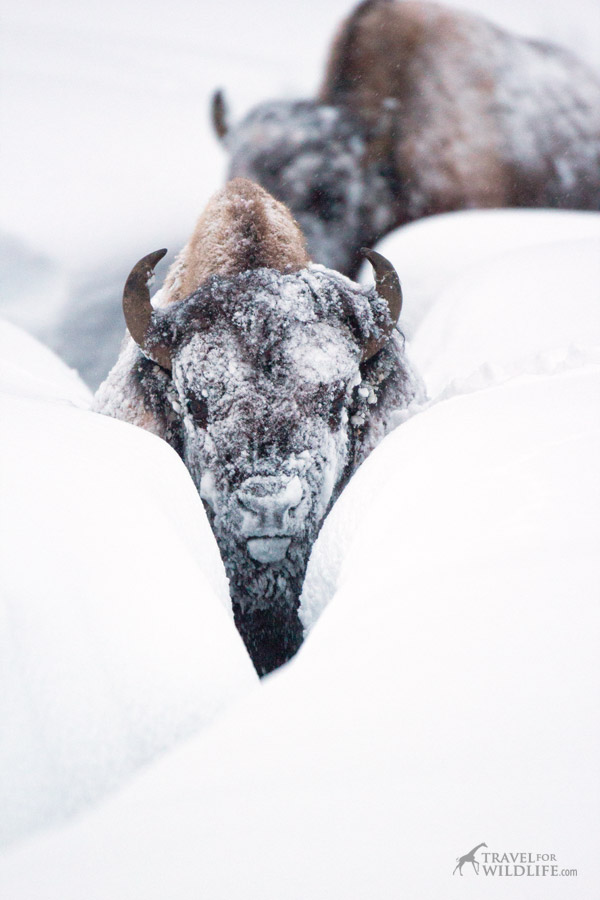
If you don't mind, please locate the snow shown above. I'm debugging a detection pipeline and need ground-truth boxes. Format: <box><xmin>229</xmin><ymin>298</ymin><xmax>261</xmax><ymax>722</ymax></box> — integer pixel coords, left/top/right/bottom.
<box><xmin>302</xmin><ymin>212</ymin><xmax>600</xmax><ymax>629</ymax></box>
<box><xmin>0</xmin><ymin>317</ymin><xmax>92</xmax><ymax>407</ymax></box>
<box><xmin>0</xmin><ymin>363</ymin><xmax>598</xmax><ymax>898</ymax></box>
<box><xmin>0</xmin><ymin>323</ymin><xmax>258</xmax><ymax>848</ymax></box>
<box><xmin>1</xmin><ymin>0</ymin><xmax>599</xmax><ymax>895</ymax></box>
<box><xmin>1</xmin><ymin>204</ymin><xmax>598</xmax><ymax>895</ymax></box>
<box><xmin>411</xmin><ymin>235</ymin><xmax>600</xmax><ymax>399</ymax></box>
<box><xmin>0</xmin><ymin>235</ymin><xmax>69</xmax><ymax>343</ymax></box>
<box><xmin>365</xmin><ymin>208</ymin><xmax>600</xmax><ymax>339</ymax></box>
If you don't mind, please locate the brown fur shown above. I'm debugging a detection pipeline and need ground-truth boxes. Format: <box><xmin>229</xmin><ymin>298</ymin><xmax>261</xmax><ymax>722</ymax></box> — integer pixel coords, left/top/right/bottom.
<box><xmin>319</xmin><ymin>0</ymin><xmax>596</xmax><ymax>215</ymax></box>
<box><xmin>159</xmin><ymin>179</ymin><xmax>310</xmax><ymax>307</ymax></box>
<box><xmin>222</xmin><ymin>1</ymin><xmax>600</xmax><ymax>277</ymax></box>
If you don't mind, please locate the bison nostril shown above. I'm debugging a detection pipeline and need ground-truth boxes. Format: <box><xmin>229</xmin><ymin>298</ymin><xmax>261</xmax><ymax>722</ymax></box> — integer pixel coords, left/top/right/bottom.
<box><xmin>236</xmin><ymin>475</ymin><xmax>304</xmax><ymax>534</ymax></box>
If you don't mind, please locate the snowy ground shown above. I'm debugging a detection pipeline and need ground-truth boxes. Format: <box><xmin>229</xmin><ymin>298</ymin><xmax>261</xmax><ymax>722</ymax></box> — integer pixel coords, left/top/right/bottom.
<box><xmin>1</xmin><ymin>0</ymin><xmax>600</xmax><ymax>896</ymax></box>
<box><xmin>0</xmin><ymin>327</ymin><xmax>258</xmax><ymax>848</ymax></box>
<box><xmin>0</xmin><ymin>211</ymin><xmax>598</xmax><ymax>897</ymax></box>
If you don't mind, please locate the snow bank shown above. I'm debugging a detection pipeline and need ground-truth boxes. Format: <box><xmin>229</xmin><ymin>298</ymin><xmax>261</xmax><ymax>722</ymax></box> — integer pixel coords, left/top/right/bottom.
<box><xmin>0</xmin><ymin>316</ymin><xmax>92</xmax><ymax>407</ymax></box>
<box><xmin>0</xmin><ymin>322</ymin><xmax>258</xmax><ymax>848</ymax></box>
<box><xmin>410</xmin><ymin>234</ymin><xmax>600</xmax><ymax>399</ymax></box>
<box><xmin>306</xmin><ymin>210</ymin><xmax>600</xmax><ymax>625</ymax></box>
<box><xmin>367</xmin><ymin>209</ymin><xmax>600</xmax><ymax>339</ymax></box>
<box><xmin>0</xmin><ymin>365</ymin><xmax>597</xmax><ymax>898</ymax></box>
<box><xmin>0</xmin><ymin>234</ymin><xmax>70</xmax><ymax>340</ymax></box>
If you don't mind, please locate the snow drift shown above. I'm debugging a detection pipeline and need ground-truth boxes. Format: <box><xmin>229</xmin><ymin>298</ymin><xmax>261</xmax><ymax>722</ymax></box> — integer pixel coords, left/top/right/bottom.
<box><xmin>0</xmin><ymin>209</ymin><xmax>598</xmax><ymax>899</ymax></box>
<box><xmin>302</xmin><ymin>210</ymin><xmax>600</xmax><ymax>627</ymax></box>
<box><xmin>365</xmin><ymin>208</ymin><xmax>600</xmax><ymax>338</ymax></box>
<box><xmin>0</xmin><ymin>322</ymin><xmax>257</xmax><ymax>848</ymax></box>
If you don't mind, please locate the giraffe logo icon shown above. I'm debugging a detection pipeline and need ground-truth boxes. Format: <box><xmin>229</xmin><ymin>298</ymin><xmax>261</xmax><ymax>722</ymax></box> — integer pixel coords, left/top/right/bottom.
<box><xmin>453</xmin><ymin>842</ymin><xmax>488</xmax><ymax>875</ymax></box>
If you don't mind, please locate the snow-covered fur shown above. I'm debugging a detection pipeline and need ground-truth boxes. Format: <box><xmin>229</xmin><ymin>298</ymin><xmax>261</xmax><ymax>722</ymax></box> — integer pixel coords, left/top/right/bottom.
<box><xmin>219</xmin><ymin>0</ymin><xmax>600</xmax><ymax>277</ymax></box>
<box><xmin>94</xmin><ymin>179</ymin><xmax>424</xmax><ymax>674</ymax></box>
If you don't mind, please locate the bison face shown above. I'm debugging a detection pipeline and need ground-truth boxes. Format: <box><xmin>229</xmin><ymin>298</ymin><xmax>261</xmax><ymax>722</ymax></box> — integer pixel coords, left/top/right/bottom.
<box><xmin>221</xmin><ymin>101</ymin><xmax>396</xmax><ymax>278</ymax></box>
<box><xmin>147</xmin><ymin>267</ymin><xmax>394</xmax><ymax>570</ymax></box>
<box><xmin>173</xmin><ymin>310</ymin><xmax>358</xmax><ymax>568</ymax></box>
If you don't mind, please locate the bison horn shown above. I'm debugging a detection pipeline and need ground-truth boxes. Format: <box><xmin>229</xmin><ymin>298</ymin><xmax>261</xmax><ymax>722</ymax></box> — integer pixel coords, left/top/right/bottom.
<box><xmin>211</xmin><ymin>89</ymin><xmax>229</xmax><ymax>141</ymax></box>
<box><xmin>122</xmin><ymin>248</ymin><xmax>172</xmax><ymax>371</ymax></box>
<box><xmin>360</xmin><ymin>247</ymin><xmax>403</xmax><ymax>362</ymax></box>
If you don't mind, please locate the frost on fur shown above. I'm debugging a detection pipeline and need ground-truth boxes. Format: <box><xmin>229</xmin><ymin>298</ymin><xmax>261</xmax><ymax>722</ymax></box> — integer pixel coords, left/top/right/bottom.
<box><xmin>94</xmin><ymin>179</ymin><xmax>425</xmax><ymax>674</ymax></box>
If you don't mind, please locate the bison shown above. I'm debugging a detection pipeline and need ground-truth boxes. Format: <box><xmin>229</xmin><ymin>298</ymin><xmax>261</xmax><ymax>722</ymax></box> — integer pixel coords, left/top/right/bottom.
<box><xmin>94</xmin><ymin>179</ymin><xmax>424</xmax><ymax>674</ymax></box>
<box><xmin>213</xmin><ymin>0</ymin><xmax>600</xmax><ymax>278</ymax></box>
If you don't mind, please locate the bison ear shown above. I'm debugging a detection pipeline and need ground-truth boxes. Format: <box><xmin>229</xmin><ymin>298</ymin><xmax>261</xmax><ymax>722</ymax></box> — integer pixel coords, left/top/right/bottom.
<box><xmin>211</xmin><ymin>89</ymin><xmax>229</xmax><ymax>142</ymax></box>
<box><xmin>123</xmin><ymin>249</ymin><xmax>172</xmax><ymax>371</ymax></box>
<box><xmin>360</xmin><ymin>248</ymin><xmax>403</xmax><ymax>362</ymax></box>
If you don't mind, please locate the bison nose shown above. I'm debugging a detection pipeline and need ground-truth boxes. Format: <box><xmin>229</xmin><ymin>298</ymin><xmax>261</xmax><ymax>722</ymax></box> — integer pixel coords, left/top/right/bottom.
<box><xmin>237</xmin><ymin>475</ymin><xmax>304</xmax><ymax>537</ymax></box>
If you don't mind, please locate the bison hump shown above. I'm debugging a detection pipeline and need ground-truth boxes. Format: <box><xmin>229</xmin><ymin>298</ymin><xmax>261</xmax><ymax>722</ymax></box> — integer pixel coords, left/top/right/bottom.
<box><xmin>162</xmin><ymin>179</ymin><xmax>310</xmax><ymax>305</ymax></box>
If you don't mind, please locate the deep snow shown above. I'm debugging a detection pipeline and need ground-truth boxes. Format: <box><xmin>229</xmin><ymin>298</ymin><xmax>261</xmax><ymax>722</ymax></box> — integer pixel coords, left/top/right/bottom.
<box><xmin>1</xmin><ymin>207</ymin><xmax>599</xmax><ymax>898</ymax></box>
<box><xmin>1</xmin><ymin>0</ymin><xmax>599</xmax><ymax>896</ymax></box>
<box><xmin>301</xmin><ymin>219</ymin><xmax>600</xmax><ymax>630</ymax></box>
<box><xmin>0</xmin><ymin>327</ymin><xmax>257</xmax><ymax>847</ymax></box>
<box><xmin>1</xmin><ymin>330</ymin><xmax>598</xmax><ymax>899</ymax></box>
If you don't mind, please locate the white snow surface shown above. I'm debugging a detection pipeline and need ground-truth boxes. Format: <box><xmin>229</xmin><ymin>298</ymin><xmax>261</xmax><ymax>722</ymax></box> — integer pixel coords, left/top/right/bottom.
<box><xmin>0</xmin><ymin>317</ymin><xmax>92</xmax><ymax>407</ymax></box>
<box><xmin>0</xmin><ymin>364</ymin><xmax>598</xmax><ymax>898</ymax></box>
<box><xmin>302</xmin><ymin>213</ymin><xmax>600</xmax><ymax>629</ymax></box>
<box><xmin>365</xmin><ymin>208</ymin><xmax>600</xmax><ymax>339</ymax></box>
<box><xmin>0</xmin><ymin>325</ymin><xmax>258</xmax><ymax>848</ymax></box>
<box><xmin>411</xmin><ymin>236</ymin><xmax>600</xmax><ymax>400</ymax></box>
<box><xmin>1</xmin><ymin>208</ymin><xmax>599</xmax><ymax>895</ymax></box>
<box><xmin>1</xmin><ymin>0</ymin><xmax>600</xmax><ymax>894</ymax></box>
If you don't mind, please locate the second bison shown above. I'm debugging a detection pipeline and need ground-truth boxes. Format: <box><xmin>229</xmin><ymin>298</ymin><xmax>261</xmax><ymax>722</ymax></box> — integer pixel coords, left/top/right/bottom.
<box><xmin>214</xmin><ymin>0</ymin><xmax>600</xmax><ymax>277</ymax></box>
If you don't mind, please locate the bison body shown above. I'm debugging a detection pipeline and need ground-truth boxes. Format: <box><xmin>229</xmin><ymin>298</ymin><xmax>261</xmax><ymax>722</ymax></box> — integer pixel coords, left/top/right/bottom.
<box><xmin>216</xmin><ymin>0</ymin><xmax>600</xmax><ymax>277</ymax></box>
<box><xmin>95</xmin><ymin>179</ymin><xmax>424</xmax><ymax>673</ymax></box>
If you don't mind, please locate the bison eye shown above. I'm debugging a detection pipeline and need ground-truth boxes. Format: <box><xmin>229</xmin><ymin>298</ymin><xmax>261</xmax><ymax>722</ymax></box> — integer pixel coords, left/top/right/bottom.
<box><xmin>186</xmin><ymin>394</ymin><xmax>209</xmax><ymax>428</ymax></box>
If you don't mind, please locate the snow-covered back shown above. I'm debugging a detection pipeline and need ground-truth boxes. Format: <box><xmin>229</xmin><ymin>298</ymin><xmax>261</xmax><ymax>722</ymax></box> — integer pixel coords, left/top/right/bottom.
<box><xmin>0</xmin><ymin>321</ymin><xmax>258</xmax><ymax>848</ymax></box>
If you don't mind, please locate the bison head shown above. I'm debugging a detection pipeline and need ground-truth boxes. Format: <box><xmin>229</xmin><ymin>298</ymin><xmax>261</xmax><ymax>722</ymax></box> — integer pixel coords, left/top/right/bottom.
<box><xmin>113</xmin><ymin>179</ymin><xmax>419</xmax><ymax>673</ymax></box>
<box><xmin>212</xmin><ymin>95</ymin><xmax>397</xmax><ymax>279</ymax></box>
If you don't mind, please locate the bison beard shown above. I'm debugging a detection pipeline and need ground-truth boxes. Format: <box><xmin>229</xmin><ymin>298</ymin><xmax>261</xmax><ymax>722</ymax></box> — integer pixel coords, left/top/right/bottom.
<box><xmin>224</xmin><ymin>538</ymin><xmax>310</xmax><ymax>675</ymax></box>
